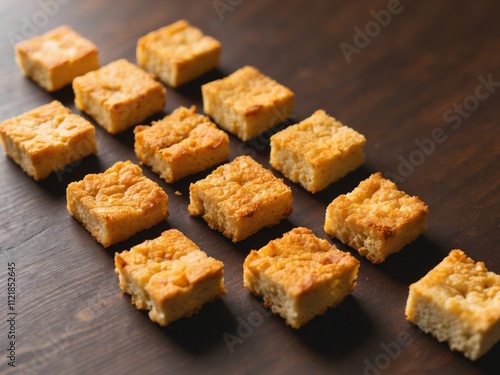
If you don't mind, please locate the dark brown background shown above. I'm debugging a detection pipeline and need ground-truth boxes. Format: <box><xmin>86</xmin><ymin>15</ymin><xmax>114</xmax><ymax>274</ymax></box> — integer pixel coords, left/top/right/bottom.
<box><xmin>1</xmin><ymin>0</ymin><xmax>499</xmax><ymax>374</ymax></box>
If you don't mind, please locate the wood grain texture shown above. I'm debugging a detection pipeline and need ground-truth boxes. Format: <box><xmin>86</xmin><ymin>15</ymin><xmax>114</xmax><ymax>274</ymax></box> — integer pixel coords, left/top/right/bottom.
<box><xmin>0</xmin><ymin>0</ymin><xmax>498</xmax><ymax>374</ymax></box>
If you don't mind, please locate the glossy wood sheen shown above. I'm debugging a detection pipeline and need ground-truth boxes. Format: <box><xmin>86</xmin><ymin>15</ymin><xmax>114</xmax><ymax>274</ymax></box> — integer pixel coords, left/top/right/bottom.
<box><xmin>0</xmin><ymin>1</ymin><xmax>498</xmax><ymax>374</ymax></box>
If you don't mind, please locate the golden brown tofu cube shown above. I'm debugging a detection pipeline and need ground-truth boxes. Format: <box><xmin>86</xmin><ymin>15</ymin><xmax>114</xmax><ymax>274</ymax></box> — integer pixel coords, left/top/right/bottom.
<box><xmin>0</xmin><ymin>100</ymin><xmax>97</xmax><ymax>180</ymax></box>
<box><xmin>134</xmin><ymin>106</ymin><xmax>229</xmax><ymax>183</ymax></box>
<box><xmin>66</xmin><ymin>160</ymin><xmax>168</xmax><ymax>247</ymax></box>
<box><xmin>324</xmin><ymin>172</ymin><xmax>428</xmax><ymax>263</ymax></box>
<box><xmin>137</xmin><ymin>20</ymin><xmax>220</xmax><ymax>88</ymax></box>
<box><xmin>115</xmin><ymin>229</ymin><xmax>226</xmax><ymax>326</ymax></box>
<box><xmin>202</xmin><ymin>66</ymin><xmax>295</xmax><ymax>141</ymax></box>
<box><xmin>406</xmin><ymin>249</ymin><xmax>500</xmax><ymax>360</ymax></box>
<box><xmin>73</xmin><ymin>59</ymin><xmax>166</xmax><ymax>134</ymax></box>
<box><xmin>188</xmin><ymin>155</ymin><xmax>293</xmax><ymax>242</ymax></box>
<box><xmin>244</xmin><ymin>227</ymin><xmax>359</xmax><ymax>328</ymax></box>
<box><xmin>15</xmin><ymin>25</ymin><xmax>99</xmax><ymax>92</ymax></box>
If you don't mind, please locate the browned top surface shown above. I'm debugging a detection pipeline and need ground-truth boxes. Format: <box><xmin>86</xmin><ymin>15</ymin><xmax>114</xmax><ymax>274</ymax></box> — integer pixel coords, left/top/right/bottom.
<box><xmin>0</xmin><ymin>1</ymin><xmax>498</xmax><ymax>374</ymax></box>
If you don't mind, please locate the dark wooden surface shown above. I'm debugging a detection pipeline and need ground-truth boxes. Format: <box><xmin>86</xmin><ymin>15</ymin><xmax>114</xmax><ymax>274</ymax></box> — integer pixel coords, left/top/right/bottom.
<box><xmin>1</xmin><ymin>1</ymin><xmax>499</xmax><ymax>374</ymax></box>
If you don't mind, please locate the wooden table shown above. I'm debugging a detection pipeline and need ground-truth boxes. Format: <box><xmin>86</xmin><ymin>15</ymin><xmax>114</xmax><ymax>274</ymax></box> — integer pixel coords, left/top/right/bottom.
<box><xmin>1</xmin><ymin>1</ymin><xmax>498</xmax><ymax>374</ymax></box>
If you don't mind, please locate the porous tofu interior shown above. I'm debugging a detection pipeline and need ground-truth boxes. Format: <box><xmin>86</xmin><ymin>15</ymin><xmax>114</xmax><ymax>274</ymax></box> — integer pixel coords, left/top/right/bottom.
<box><xmin>406</xmin><ymin>250</ymin><xmax>500</xmax><ymax>360</ymax></box>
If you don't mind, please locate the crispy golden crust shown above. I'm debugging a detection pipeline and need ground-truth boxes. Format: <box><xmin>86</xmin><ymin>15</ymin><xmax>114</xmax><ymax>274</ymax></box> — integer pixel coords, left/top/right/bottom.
<box><xmin>73</xmin><ymin>59</ymin><xmax>166</xmax><ymax>134</ymax></box>
<box><xmin>324</xmin><ymin>172</ymin><xmax>428</xmax><ymax>263</ymax></box>
<box><xmin>15</xmin><ymin>25</ymin><xmax>99</xmax><ymax>91</ymax></box>
<box><xmin>134</xmin><ymin>105</ymin><xmax>229</xmax><ymax>183</ymax></box>
<box><xmin>66</xmin><ymin>160</ymin><xmax>168</xmax><ymax>247</ymax></box>
<box><xmin>137</xmin><ymin>19</ymin><xmax>220</xmax><ymax>88</ymax></box>
<box><xmin>115</xmin><ymin>229</ymin><xmax>226</xmax><ymax>326</ymax></box>
<box><xmin>245</xmin><ymin>227</ymin><xmax>359</xmax><ymax>297</ymax></box>
<box><xmin>270</xmin><ymin>109</ymin><xmax>366</xmax><ymax>193</ymax></box>
<box><xmin>406</xmin><ymin>249</ymin><xmax>500</xmax><ymax>360</ymax></box>
<box><xmin>243</xmin><ymin>227</ymin><xmax>359</xmax><ymax>328</ymax></box>
<box><xmin>188</xmin><ymin>155</ymin><xmax>293</xmax><ymax>242</ymax></box>
<box><xmin>202</xmin><ymin>66</ymin><xmax>295</xmax><ymax>141</ymax></box>
<box><xmin>0</xmin><ymin>100</ymin><xmax>97</xmax><ymax>180</ymax></box>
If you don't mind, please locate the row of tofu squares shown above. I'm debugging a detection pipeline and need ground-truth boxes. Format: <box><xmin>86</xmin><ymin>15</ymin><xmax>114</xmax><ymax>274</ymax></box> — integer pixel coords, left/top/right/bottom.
<box><xmin>2</xmin><ymin>100</ymin><xmax>428</xmax><ymax>267</ymax></box>
<box><xmin>4</xmin><ymin>21</ymin><xmax>499</xmax><ymax>361</ymax></box>
<box><xmin>63</xmin><ymin>154</ymin><xmax>424</xmax><ymax>262</ymax></box>
<box><xmin>4</xmin><ymin>21</ymin><xmax>426</xmax><ymax>263</ymax></box>
<box><xmin>4</xmin><ymin>21</ymin><xmax>425</xmax><ymax>258</ymax></box>
<box><xmin>116</xmin><ymin>225</ymin><xmax>498</xmax><ymax>362</ymax></box>
<box><xmin>14</xmin><ymin>21</ymin><xmax>295</xmax><ymax>140</ymax></box>
<box><xmin>91</xmin><ymin>158</ymin><xmax>495</xmax><ymax>362</ymax></box>
<box><xmin>0</xmin><ymin>95</ymin><xmax>366</xmax><ymax>193</ymax></box>
<box><xmin>71</xmin><ymin>159</ymin><xmax>497</xmax><ymax>361</ymax></box>
<box><xmin>68</xmin><ymin>156</ymin><xmax>497</xmax><ymax>362</ymax></box>
<box><xmin>7</xmin><ymin>22</ymin><xmax>367</xmax><ymax>193</ymax></box>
